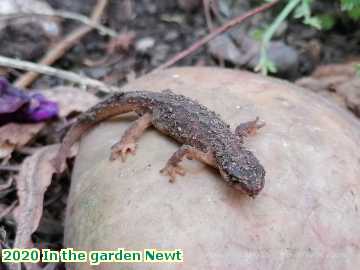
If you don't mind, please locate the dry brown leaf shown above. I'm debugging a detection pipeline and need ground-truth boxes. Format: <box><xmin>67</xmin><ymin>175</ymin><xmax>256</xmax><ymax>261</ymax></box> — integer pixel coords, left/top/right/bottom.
<box><xmin>39</xmin><ymin>87</ymin><xmax>100</xmax><ymax>118</ymax></box>
<box><xmin>312</xmin><ymin>62</ymin><xmax>358</xmax><ymax>78</ymax></box>
<box><xmin>296</xmin><ymin>61</ymin><xmax>359</xmax><ymax>90</ymax></box>
<box><xmin>13</xmin><ymin>143</ymin><xmax>78</xmax><ymax>253</ymax></box>
<box><xmin>0</xmin><ymin>123</ymin><xmax>44</xmax><ymax>159</ymax></box>
<box><xmin>13</xmin><ymin>144</ymin><xmax>61</xmax><ymax>250</ymax></box>
<box><xmin>336</xmin><ymin>78</ymin><xmax>360</xmax><ymax>117</ymax></box>
<box><xmin>295</xmin><ymin>61</ymin><xmax>360</xmax><ymax>117</ymax></box>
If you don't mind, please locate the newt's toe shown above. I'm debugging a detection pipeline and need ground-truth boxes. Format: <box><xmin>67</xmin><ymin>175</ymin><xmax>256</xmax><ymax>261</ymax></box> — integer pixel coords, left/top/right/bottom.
<box><xmin>160</xmin><ymin>164</ymin><xmax>186</xmax><ymax>182</ymax></box>
<box><xmin>110</xmin><ymin>142</ymin><xmax>136</xmax><ymax>162</ymax></box>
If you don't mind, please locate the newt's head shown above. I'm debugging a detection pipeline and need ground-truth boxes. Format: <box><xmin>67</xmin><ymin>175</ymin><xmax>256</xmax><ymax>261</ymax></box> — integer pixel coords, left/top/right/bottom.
<box><xmin>218</xmin><ymin>150</ymin><xmax>265</xmax><ymax>197</ymax></box>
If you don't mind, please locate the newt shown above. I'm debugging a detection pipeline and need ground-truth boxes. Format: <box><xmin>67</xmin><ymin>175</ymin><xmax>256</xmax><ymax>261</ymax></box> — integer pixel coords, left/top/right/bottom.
<box><xmin>52</xmin><ymin>90</ymin><xmax>266</xmax><ymax>197</ymax></box>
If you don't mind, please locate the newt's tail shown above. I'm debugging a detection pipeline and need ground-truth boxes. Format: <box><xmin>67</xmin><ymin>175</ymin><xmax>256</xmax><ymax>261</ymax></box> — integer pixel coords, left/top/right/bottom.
<box><xmin>51</xmin><ymin>121</ymin><xmax>95</xmax><ymax>173</ymax></box>
<box><xmin>51</xmin><ymin>92</ymin><xmax>136</xmax><ymax>173</ymax></box>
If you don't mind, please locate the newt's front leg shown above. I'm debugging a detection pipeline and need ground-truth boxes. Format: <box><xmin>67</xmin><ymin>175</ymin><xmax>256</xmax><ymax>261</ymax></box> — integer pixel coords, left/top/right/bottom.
<box><xmin>160</xmin><ymin>145</ymin><xmax>217</xmax><ymax>182</ymax></box>
<box><xmin>235</xmin><ymin>117</ymin><xmax>265</xmax><ymax>143</ymax></box>
<box><xmin>110</xmin><ymin>112</ymin><xmax>153</xmax><ymax>161</ymax></box>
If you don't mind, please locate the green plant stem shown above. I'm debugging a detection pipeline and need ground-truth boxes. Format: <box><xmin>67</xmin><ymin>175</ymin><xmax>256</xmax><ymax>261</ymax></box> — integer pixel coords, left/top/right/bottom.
<box><xmin>257</xmin><ymin>0</ymin><xmax>302</xmax><ymax>75</ymax></box>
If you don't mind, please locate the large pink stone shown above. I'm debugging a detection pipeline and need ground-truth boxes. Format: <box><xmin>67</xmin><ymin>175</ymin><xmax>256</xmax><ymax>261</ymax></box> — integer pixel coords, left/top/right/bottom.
<box><xmin>65</xmin><ymin>67</ymin><xmax>360</xmax><ymax>269</ymax></box>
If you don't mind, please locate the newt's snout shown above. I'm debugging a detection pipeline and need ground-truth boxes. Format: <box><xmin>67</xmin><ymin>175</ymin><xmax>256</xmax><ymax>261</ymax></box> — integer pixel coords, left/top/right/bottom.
<box><xmin>230</xmin><ymin>166</ymin><xmax>265</xmax><ymax>197</ymax></box>
<box><xmin>233</xmin><ymin>176</ymin><xmax>265</xmax><ymax>197</ymax></box>
<box><xmin>219</xmin><ymin>152</ymin><xmax>266</xmax><ymax>197</ymax></box>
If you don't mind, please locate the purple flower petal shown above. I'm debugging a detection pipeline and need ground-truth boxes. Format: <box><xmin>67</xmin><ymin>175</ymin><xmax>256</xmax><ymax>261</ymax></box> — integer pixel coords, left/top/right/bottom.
<box><xmin>0</xmin><ymin>77</ymin><xmax>59</xmax><ymax>124</ymax></box>
<box><xmin>0</xmin><ymin>78</ymin><xmax>30</xmax><ymax>113</ymax></box>
<box><xmin>26</xmin><ymin>93</ymin><xmax>59</xmax><ymax>122</ymax></box>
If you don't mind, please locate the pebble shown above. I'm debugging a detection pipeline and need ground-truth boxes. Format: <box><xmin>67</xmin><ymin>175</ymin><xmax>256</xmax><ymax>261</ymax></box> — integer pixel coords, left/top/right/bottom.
<box><xmin>135</xmin><ymin>37</ymin><xmax>155</xmax><ymax>53</ymax></box>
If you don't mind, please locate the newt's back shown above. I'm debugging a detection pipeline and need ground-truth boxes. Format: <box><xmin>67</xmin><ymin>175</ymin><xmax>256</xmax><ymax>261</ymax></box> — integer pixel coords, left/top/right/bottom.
<box><xmin>143</xmin><ymin>90</ymin><xmax>234</xmax><ymax>152</ymax></box>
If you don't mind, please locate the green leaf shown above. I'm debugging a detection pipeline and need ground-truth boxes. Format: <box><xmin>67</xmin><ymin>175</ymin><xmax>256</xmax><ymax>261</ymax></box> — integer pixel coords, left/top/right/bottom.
<box><xmin>341</xmin><ymin>0</ymin><xmax>360</xmax><ymax>10</ymax></box>
<box><xmin>304</xmin><ymin>16</ymin><xmax>322</xmax><ymax>29</ymax></box>
<box><xmin>348</xmin><ymin>5</ymin><xmax>360</xmax><ymax>19</ymax></box>
<box><xmin>293</xmin><ymin>0</ymin><xmax>322</xmax><ymax>29</ymax></box>
<box><xmin>294</xmin><ymin>1</ymin><xmax>310</xmax><ymax>19</ymax></box>
<box><xmin>356</xmin><ymin>64</ymin><xmax>360</xmax><ymax>76</ymax></box>
<box><xmin>318</xmin><ymin>14</ymin><xmax>336</xmax><ymax>30</ymax></box>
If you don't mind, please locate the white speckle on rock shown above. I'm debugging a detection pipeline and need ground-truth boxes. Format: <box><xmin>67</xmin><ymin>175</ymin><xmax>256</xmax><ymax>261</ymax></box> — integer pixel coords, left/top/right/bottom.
<box><xmin>135</xmin><ymin>37</ymin><xmax>155</xmax><ymax>53</ymax></box>
<box><xmin>282</xmin><ymin>140</ymin><xmax>289</xmax><ymax>147</ymax></box>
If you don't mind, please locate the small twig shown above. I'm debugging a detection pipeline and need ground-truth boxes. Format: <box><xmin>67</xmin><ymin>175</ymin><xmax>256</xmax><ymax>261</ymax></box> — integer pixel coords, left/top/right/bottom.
<box><xmin>0</xmin><ymin>176</ymin><xmax>14</xmax><ymax>190</ymax></box>
<box><xmin>0</xmin><ymin>10</ymin><xmax>118</xmax><ymax>37</ymax></box>
<box><xmin>0</xmin><ymin>55</ymin><xmax>118</xmax><ymax>92</ymax></box>
<box><xmin>0</xmin><ymin>165</ymin><xmax>19</xmax><ymax>172</ymax></box>
<box><xmin>203</xmin><ymin>0</ymin><xmax>213</xmax><ymax>30</ymax></box>
<box><xmin>14</xmin><ymin>0</ymin><xmax>109</xmax><ymax>89</ymax></box>
<box><xmin>0</xmin><ymin>200</ymin><xmax>17</xmax><ymax>220</ymax></box>
<box><xmin>153</xmin><ymin>0</ymin><xmax>280</xmax><ymax>71</ymax></box>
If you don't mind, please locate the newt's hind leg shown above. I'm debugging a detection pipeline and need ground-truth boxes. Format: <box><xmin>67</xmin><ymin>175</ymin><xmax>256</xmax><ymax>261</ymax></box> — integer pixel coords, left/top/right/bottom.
<box><xmin>160</xmin><ymin>145</ymin><xmax>216</xmax><ymax>182</ymax></box>
<box><xmin>235</xmin><ymin>117</ymin><xmax>265</xmax><ymax>142</ymax></box>
<box><xmin>110</xmin><ymin>112</ymin><xmax>152</xmax><ymax>162</ymax></box>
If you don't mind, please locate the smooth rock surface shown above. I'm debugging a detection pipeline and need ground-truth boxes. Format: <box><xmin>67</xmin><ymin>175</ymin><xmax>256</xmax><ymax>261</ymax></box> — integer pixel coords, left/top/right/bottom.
<box><xmin>65</xmin><ymin>67</ymin><xmax>360</xmax><ymax>270</ymax></box>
